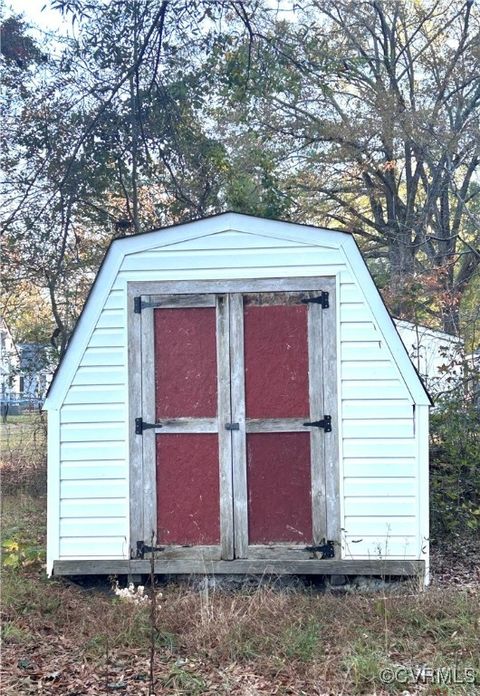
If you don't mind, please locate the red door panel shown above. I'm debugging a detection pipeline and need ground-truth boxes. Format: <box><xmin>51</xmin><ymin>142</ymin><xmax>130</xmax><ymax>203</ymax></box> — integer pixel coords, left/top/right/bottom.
<box><xmin>243</xmin><ymin>298</ymin><xmax>314</xmax><ymax>548</ymax></box>
<box><xmin>154</xmin><ymin>305</ymin><xmax>220</xmax><ymax>548</ymax></box>
<box><xmin>154</xmin><ymin>307</ymin><xmax>217</xmax><ymax>418</ymax></box>
<box><xmin>156</xmin><ymin>434</ymin><xmax>220</xmax><ymax>545</ymax></box>
<box><xmin>244</xmin><ymin>304</ymin><xmax>309</xmax><ymax>418</ymax></box>
<box><xmin>247</xmin><ymin>432</ymin><xmax>312</xmax><ymax>543</ymax></box>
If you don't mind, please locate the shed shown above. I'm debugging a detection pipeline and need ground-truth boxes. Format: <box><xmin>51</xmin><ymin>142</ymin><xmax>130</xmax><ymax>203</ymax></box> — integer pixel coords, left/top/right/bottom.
<box><xmin>44</xmin><ymin>213</ymin><xmax>432</xmax><ymax>583</ymax></box>
<box><xmin>394</xmin><ymin>320</ymin><xmax>463</xmax><ymax>396</ymax></box>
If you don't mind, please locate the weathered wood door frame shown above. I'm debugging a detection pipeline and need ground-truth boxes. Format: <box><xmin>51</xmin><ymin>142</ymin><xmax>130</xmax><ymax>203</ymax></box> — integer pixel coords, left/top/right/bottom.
<box><xmin>230</xmin><ymin>289</ymin><xmax>336</xmax><ymax>559</ymax></box>
<box><xmin>127</xmin><ymin>277</ymin><xmax>339</xmax><ymax>562</ymax></box>
<box><xmin>128</xmin><ymin>291</ymin><xmax>232</xmax><ymax>561</ymax></box>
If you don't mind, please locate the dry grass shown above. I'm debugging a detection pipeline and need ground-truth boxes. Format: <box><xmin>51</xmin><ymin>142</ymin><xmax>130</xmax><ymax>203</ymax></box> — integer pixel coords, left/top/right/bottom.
<box><xmin>0</xmin><ymin>413</ymin><xmax>47</xmax><ymax>495</ymax></box>
<box><xmin>1</xmin><ymin>495</ymin><xmax>479</xmax><ymax>695</ymax></box>
<box><xmin>1</xmin><ymin>429</ymin><xmax>479</xmax><ymax>695</ymax></box>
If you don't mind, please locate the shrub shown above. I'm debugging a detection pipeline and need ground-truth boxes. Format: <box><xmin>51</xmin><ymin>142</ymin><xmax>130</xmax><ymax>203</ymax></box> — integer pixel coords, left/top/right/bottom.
<box><xmin>430</xmin><ymin>370</ymin><xmax>480</xmax><ymax>539</ymax></box>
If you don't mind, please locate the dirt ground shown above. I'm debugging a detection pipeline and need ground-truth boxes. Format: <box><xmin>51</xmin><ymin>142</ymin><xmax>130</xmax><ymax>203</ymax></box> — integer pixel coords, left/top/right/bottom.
<box><xmin>1</xmin><ymin>493</ymin><xmax>479</xmax><ymax>696</ymax></box>
<box><xmin>1</xmin><ymin>416</ymin><xmax>479</xmax><ymax>695</ymax></box>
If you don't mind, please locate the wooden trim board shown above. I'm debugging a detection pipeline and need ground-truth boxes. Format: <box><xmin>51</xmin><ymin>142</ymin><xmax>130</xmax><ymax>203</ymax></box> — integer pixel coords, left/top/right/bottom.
<box><xmin>128</xmin><ymin>292</ymin><xmax>144</xmax><ymax>555</ymax></box>
<box><xmin>141</xmin><ymin>304</ymin><xmax>157</xmax><ymax>543</ymax></box>
<box><xmin>322</xmin><ymin>281</ymin><xmax>340</xmax><ymax>543</ymax></box>
<box><xmin>308</xmin><ymin>295</ymin><xmax>326</xmax><ymax>543</ymax></box>
<box><xmin>54</xmin><ymin>558</ymin><xmax>425</xmax><ymax>577</ymax></box>
<box><xmin>229</xmin><ymin>292</ymin><xmax>248</xmax><ymax>559</ymax></box>
<box><xmin>150</xmin><ymin>418</ymin><xmax>218</xmax><ymax>433</ymax></box>
<box><xmin>128</xmin><ymin>277</ymin><xmax>336</xmax><ymax>296</ymax></box>
<box><xmin>217</xmin><ymin>294</ymin><xmax>234</xmax><ymax>560</ymax></box>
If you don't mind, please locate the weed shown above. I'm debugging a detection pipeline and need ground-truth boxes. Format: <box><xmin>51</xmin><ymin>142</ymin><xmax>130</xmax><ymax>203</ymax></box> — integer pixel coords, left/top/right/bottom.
<box><xmin>343</xmin><ymin>640</ymin><xmax>388</xmax><ymax>692</ymax></box>
<box><xmin>155</xmin><ymin>629</ymin><xmax>177</xmax><ymax>650</ymax></box>
<box><xmin>2</xmin><ymin>536</ymin><xmax>44</xmax><ymax>569</ymax></box>
<box><xmin>1</xmin><ymin>622</ymin><xmax>33</xmax><ymax>644</ymax></box>
<box><xmin>0</xmin><ymin>413</ymin><xmax>47</xmax><ymax>495</ymax></box>
<box><xmin>161</xmin><ymin>663</ymin><xmax>207</xmax><ymax>693</ymax></box>
<box><xmin>84</xmin><ymin>633</ymin><xmax>110</xmax><ymax>659</ymax></box>
<box><xmin>282</xmin><ymin>619</ymin><xmax>321</xmax><ymax>661</ymax></box>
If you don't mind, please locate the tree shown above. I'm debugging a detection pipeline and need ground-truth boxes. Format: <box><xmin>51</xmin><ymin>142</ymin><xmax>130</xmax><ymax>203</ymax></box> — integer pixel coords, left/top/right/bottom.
<box><xmin>1</xmin><ymin>15</ymin><xmax>118</xmax><ymax>354</ymax></box>
<box><xmin>220</xmin><ymin>0</ymin><xmax>480</xmax><ymax>333</ymax></box>
<box><xmin>4</xmin><ymin>1</ymin><xmax>478</xmax><ymax>350</ymax></box>
<box><xmin>1</xmin><ymin>2</ymin><xmax>264</xmax><ymax>353</ymax></box>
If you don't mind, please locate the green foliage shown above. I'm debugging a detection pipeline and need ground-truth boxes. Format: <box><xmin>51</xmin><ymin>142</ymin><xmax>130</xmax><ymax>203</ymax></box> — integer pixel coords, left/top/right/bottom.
<box><xmin>1</xmin><ymin>536</ymin><xmax>44</xmax><ymax>569</ymax></box>
<box><xmin>0</xmin><ymin>15</ymin><xmax>46</xmax><ymax>67</ymax></box>
<box><xmin>430</xmin><ymin>382</ymin><xmax>480</xmax><ymax>538</ymax></box>
<box><xmin>282</xmin><ymin>619</ymin><xmax>321</xmax><ymax>661</ymax></box>
<box><xmin>4</xmin><ymin>1</ymin><xmax>478</xmax><ymax>350</ymax></box>
<box><xmin>161</xmin><ymin>664</ymin><xmax>207</xmax><ymax>693</ymax></box>
<box><xmin>1</xmin><ymin>622</ymin><xmax>33</xmax><ymax>645</ymax></box>
<box><xmin>224</xmin><ymin>149</ymin><xmax>292</xmax><ymax>219</ymax></box>
<box><xmin>460</xmin><ymin>266</ymin><xmax>480</xmax><ymax>354</ymax></box>
<box><xmin>343</xmin><ymin>641</ymin><xmax>388</xmax><ymax>692</ymax></box>
<box><xmin>214</xmin><ymin>0</ymin><xmax>480</xmax><ymax>335</ymax></box>
<box><xmin>1</xmin><ymin>496</ymin><xmax>46</xmax><ymax>604</ymax></box>
<box><xmin>1</xmin><ymin>495</ymin><xmax>46</xmax><ymax>570</ymax></box>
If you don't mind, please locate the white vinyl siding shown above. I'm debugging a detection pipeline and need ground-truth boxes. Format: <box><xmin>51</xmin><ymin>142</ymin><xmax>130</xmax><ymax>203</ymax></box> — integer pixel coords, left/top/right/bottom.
<box><xmin>52</xmin><ymin>224</ymin><xmax>424</xmax><ymax>565</ymax></box>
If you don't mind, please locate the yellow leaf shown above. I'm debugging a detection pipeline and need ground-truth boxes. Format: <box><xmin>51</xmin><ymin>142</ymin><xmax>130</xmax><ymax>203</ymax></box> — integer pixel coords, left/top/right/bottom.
<box><xmin>3</xmin><ymin>540</ymin><xmax>19</xmax><ymax>552</ymax></box>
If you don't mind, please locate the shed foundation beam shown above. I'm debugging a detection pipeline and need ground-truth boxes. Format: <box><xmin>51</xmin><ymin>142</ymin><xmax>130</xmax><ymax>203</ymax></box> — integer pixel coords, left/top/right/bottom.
<box><xmin>53</xmin><ymin>559</ymin><xmax>424</xmax><ymax>577</ymax></box>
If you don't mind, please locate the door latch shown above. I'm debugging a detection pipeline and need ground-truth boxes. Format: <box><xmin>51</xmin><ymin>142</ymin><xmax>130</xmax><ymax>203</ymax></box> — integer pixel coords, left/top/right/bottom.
<box><xmin>225</xmin><ymin>422</ymin><xmax>240</xmax><ymax>431</ymax></box>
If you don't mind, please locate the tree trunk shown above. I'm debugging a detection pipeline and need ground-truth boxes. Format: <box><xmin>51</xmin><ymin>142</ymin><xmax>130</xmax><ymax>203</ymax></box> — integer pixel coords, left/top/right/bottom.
<box><xmin>387</xmin><ymin>225</ymin><xmax>415</xmax><ymax>317</ymax></box>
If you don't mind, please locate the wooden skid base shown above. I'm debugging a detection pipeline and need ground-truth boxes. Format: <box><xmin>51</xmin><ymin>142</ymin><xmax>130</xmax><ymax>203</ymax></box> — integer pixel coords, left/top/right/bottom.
<box><xmin>53</xmin><ymin>559</ymin><xmax>424</xmax><ymax>577</ymax></box>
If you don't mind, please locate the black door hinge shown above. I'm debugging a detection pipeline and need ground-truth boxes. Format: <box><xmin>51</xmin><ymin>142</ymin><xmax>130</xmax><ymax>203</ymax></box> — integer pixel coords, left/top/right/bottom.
<box><xmin>134</xmin><ymin>296</ymin><xmax>142</xmax><ymax>313</ymax></box>
<box><xmin>136</xmin><ymin>540</ymin><xmax>165</xmax><ymax>558</ymax></box>
<box><xmin>301</xmin><ymin>292</ymin><xmax>329</xmax><ymax>308</ymax></box>
<box><xmin>134</xmin><ymin>297</ymin><xmax>160</xmax><ymax>313</ymax></box>
<box><xmin>304</xmin><ymin>540</ymin><xmax>335</xmax><ymax>558</ymax></box>
<box><xmin>135</xmin><ymin>417</ymin><xmax>162</xmax><ymax>435</ymax></box>
<box><xmin>303</xmin><ymin>415</ymin><xmax>332</xmax><ymax>432</ymax></box>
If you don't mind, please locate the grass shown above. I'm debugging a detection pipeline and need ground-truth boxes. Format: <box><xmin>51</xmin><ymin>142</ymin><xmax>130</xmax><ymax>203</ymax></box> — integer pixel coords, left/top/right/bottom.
<box><xmin>0</xmin><ymin>413</ymin><xmax>46</xmax><ymax>495</ymax></box>
<box><xmin>1</xmin><ymin>494</ymin><xmax>479</xmax><ymax>695</ymax></box>
<box><xmin>1</xmin><ymin>429</ymin><xmax>479</xmax><ymax>694</ymax></box>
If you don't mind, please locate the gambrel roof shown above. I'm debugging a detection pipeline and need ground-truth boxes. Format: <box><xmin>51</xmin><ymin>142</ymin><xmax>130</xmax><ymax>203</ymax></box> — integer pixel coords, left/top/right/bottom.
<box><xmin>44</xmin><ymin>212</ymin><xmax>432</xmax><ymax>408</ymax></box>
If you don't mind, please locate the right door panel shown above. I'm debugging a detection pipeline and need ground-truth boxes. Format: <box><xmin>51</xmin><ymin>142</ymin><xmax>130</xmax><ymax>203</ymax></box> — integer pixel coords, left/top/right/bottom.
<box><xmin>231</xmin><ymin>291</ymin><xmax>330</xmax><ymax>560</ymax></box>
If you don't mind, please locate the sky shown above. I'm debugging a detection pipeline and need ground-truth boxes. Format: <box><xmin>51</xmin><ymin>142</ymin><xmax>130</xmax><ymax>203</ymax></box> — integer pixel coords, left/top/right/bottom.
<box><xmin>6</xmin><ymin>0</ymin><xmax>296</xmax><ymax>34</ymax></box>
<box><xmin>7</xmin><ymin>0</ymin><xmax>71</xmax><ymax>33</ymax></box>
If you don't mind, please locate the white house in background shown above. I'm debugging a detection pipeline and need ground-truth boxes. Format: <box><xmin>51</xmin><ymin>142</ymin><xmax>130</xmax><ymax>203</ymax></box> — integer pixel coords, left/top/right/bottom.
<box><xmin>0</xmin><ymin>318</ymin><xmax>54</xmax><ymax>407</ymax></box>
<box><xmin>18</xmin><ymin>343</ymin><xmax>55</xmax><ymax>400</ymax></box>
<box><xmin>44</xmin><ymin>212</ymin><xmax>432</xmax><ymax>584</ymax></box>
<box><xmin>394</xmin><ymin>320</ymin><xmax>463</xmax><ymax>395</ymax></box>
<box><xmin>0</xmin><ymin>317</ymin><xmax>21</xmax><ymax>398</ymax></box>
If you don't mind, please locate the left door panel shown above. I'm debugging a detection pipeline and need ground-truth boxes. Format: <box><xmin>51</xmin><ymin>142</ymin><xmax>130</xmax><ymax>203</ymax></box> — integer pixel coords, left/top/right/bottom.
<box><xmin>137</xmin><ymin>294</ymin><xmax>233</xmax><ymax>561</ymax></box>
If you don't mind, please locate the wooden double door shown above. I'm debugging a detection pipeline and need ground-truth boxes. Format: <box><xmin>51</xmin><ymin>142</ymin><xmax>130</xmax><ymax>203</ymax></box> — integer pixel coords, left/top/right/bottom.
<box><xmin>130</xmin><ymin>279</ymin><xmax>339</xmax><ymax>562</ymax></box>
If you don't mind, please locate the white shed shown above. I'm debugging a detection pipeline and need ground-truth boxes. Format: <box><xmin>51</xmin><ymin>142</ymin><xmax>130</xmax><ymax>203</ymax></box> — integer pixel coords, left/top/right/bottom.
<box><xmin>394</xmin><ymin>319</ymin><xmax>463</xmax><ymax>396</ymax></box>
<box><xmin>44</xmin><ymin>213</ymin><xmax>432</xmax><ymax>582</ymax></box>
